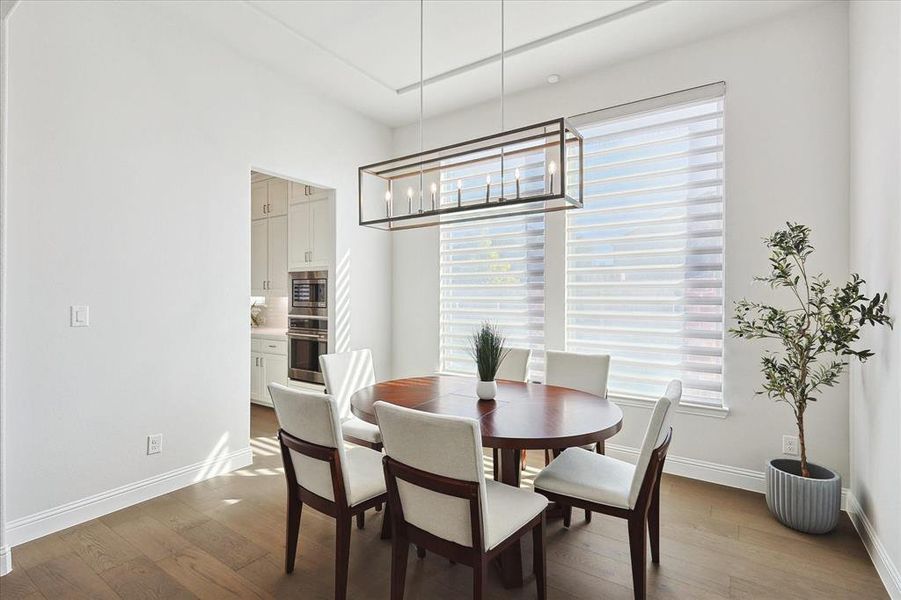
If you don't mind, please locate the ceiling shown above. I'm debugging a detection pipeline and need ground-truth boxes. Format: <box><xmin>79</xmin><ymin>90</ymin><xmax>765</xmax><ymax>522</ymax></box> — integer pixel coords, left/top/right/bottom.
<box><xmin>167</xmin><ymin>0</ymin><xmax>820</xmax><ymax>127</ymax></box>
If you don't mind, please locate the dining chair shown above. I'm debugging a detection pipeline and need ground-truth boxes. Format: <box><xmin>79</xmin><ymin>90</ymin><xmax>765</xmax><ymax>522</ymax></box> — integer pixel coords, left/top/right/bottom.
<box><xmin>492</xmin><ymin>347</ymin><xmax>531</xmax><ymax>476</ymax></box>
<box><xmin>320</xmin><ymin>349</ymin><xmax>383</xmax><ymax>451</ymax></box>
<box><xmin>269</xmin><ymin>383</ymin><xmax>390</xmax><ymax>600</ymax></box>
<box><xmin>494</xmin><ymin>347</ymin><xmax>531</xmax><ymax>382</ymax></box>
<box><xmin>375</xmin><ymin>401</ymin><xmax>548</xmax><ymax>600</ymax></box>
<box><xmin>532</xmin><ymin>380</ymin><xmax>681</xmax><ymax>600</ymax></box>
<box><xmin>543</xmin><ymin>350</ymin><xmax>611</xmax><ymax>521</ymax></box>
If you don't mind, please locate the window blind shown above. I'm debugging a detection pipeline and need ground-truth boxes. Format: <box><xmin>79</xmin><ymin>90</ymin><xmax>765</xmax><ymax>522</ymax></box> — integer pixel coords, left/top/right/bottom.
<box><xmin>439</xmin><ymin>149</ymin><xmax>547</xmax><ymax>379</ymax></box>
<box><xmin>565</xmin><ymin>85</ymin><xmax>725</xmax><ymax>405</ymax></box>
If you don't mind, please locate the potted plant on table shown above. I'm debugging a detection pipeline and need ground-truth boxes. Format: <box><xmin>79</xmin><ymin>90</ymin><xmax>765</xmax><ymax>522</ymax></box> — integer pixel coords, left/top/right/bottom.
<box><xmin>470</xmin><ymin>322</ymin><xmax>510</xmax><ymax>401</ymax></box>
<box><xmin>731</xmin><ymin>222</ymin><xmax>892</xmax><ymax>534</ymax></box>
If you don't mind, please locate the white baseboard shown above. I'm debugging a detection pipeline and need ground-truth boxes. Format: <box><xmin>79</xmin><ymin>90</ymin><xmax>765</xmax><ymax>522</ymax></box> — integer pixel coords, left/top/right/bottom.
<box><xmin>7</xmin><ymin>447</ymin><xmax>253</xmax><ymax>548</ymax></box>
<box><xmin>605</xmin><ymin>443</ymin><xmax>849</xmax><ymax>511</ymax></box>
<box><xmin>847</xmin><ymin>493</ymin><xmax>901</xmax><ymax>599</ymax></box>
<box><xmin>0</xmin><ymin>544</ymin><xmax>11</xmax><ymax>576</ymax></box>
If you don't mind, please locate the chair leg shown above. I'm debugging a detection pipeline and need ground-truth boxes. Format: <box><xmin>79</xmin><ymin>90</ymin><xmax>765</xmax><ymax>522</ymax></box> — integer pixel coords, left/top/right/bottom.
<box><xmin>562</xmin><ymin>505</ymin><xmax>572</xmax><ymax>528</ymax></box>
<box><xmin>416</xmin><ymin>545</ymin><xmax>426</xmax><ymax>558</ymax></box>
<box><xmin>376</xmin><ymin>503</ymin><xmax>383</xmax><ymax>512</ymax></box>
<box><xmin>380</xmin><ymin>503</ymin><xmax>392</xmax><ymax>540</ymax></box>
<box><xmin>473</xmin><ymin>558</ymin><xmax>487</xmax><ymax>600</ymax></box>
<box><xmin>533</xmin><ymin>516</ymin><xmax>547</xmax><ymax>600</ymax></box>
<box><xmin>648</xmin><ymin>481</ymin><xmax>661</xmax><ymax>564</ymax></box>
<box><xmin>627</xmin><ymin>515</ymin><xmax>647</xmax><ymax>600</ymax></box>
<box><xmin>584</xmin><ymin>509</ymin><xmax>592</xmax><ymax>523</ymax></box>
<box><xmin>335</xmin><ymin>516</ymin><xmax>352</xmax><ymax>600</ymax></box>
<box><xmin>390</xmin><ymin>535</ymin><xmax>409</xmax><ymax>600</ymax></box>
<box><xmin>285</xmin><ymin>498</ymin><xmax>302</xmax><ymax>574</ymax></box>
<box><xmin>356</xmin><ymin>511</ymin><xmax>365</xmax><ymax>530</ymax></box>
<box><xmin>544</xmin><ymin>449</ymin><xmax>551</xmax><ymax>466</ymax></box>
<box><xmin>521</xmin><ymin>448</ymin><xmax>528</xmax><ymax>470</ymax></box>
<box><xmin>492</xmin><ymin>448</ymin><xmax>499</xmax><ymax>481</ymax></box>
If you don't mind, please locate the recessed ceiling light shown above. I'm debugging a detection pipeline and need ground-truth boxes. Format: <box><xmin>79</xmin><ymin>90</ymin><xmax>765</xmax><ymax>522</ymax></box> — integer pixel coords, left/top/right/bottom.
<box><xmin>547</xmin><ymin>74</ymin><xmax>561</xmax><ymax>84</ymax></box>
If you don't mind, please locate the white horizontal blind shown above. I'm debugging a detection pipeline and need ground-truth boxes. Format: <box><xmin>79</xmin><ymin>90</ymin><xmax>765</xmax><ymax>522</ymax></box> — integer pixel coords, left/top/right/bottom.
<box><xmin>439</xmin><ymin>149</ymin><xmax>546</xmax><ymax>379</ymax></box>
<box><xmin>566</xmin><ymin>87</ymin><xmax>725</xmax><ymax>405</ymax></box>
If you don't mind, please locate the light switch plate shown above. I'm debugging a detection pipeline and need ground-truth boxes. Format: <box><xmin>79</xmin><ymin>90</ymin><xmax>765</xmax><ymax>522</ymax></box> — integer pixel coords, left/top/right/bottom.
<box><xmin>70</xmin><ymin>305</ymin><xmax>89</xmax><ymax>327</ymax></box>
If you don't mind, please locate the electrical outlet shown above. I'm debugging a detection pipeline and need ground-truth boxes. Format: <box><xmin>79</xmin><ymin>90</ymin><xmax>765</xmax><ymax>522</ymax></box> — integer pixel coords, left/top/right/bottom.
<box><xmin>147</xmin><ymin>434</ymin><xmax>162</xmax><ymax>455</ymax></box>
<box><xmin>782</xmin><ymin>435</ymin><xmax>799</xmax><ymax>456</ymax></box>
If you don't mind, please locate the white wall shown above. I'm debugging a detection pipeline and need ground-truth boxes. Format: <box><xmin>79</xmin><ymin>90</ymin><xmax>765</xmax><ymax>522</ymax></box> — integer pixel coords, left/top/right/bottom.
<box><xmin>3</xmin><ymin>0</ymin><xmax>391</xmax><ymax>545</ymax></box>
<box><xmin>393</xmin><ymin>3</ymin><xmax>852</xmax><ymax>483</ymax></box>
<box><xmin>849</xmin><ymin>1</ymin><xmax>901</xmax><ymax>596</ymax></box>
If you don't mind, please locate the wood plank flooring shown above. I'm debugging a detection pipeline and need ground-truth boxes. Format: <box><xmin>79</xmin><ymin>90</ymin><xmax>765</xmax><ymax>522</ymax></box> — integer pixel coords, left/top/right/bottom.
<box><xmin>0</xmin><ymin>404</ymin><xmax>887</xmax><ymax>599</ymax></box>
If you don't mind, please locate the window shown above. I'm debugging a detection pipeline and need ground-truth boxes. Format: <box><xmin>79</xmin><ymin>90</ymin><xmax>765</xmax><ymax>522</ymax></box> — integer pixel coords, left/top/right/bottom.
<box><xmin>439</xmin><ymin>150</ymin><xmax>546</xmax><ymax>380</ymax></box>
<box><xmin>565</xmin><ymin>84</ymin><xmax>725</xmax><ymax>406</ymax></box>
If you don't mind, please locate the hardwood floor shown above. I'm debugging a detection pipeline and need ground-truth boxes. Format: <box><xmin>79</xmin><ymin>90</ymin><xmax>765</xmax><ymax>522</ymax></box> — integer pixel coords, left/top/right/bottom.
<box><xmin>1</xmin><ymin>404</ymin><xmax>887</xmax><ymax>599</ymax></box>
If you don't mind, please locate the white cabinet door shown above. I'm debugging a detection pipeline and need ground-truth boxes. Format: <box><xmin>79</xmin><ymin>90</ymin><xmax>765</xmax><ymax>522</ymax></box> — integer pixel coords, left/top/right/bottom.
<box><xmin>309</xmin><ymin>198</ymin><xmax>330</xmax><ymax>266</ymax></box>
<box><xmin>251</xmin><ymin>181</ymin><xmax>268</xmax><ymax>220</ymax></box>
<box><xmin>251</xmin><ymin>219</ymin><xmax>268</xmax><ymax>295</ymax></box>
<box><xmin>267</xmin><ymin>179</ymin><xmax>289</xmax><ymax>217</ymax></box>
<box><xmin>288</xmin><ymin>200</ymin><xmax>311</xmax><ymax>270</ymax></box>
<box><xmin>267</xmin><ymin>215</ymin><xmax>288</xmax><ymax>294</ymax></box>
<box><xmin>262</xmin><ymin>352</ymin><xmax>288</xmax><ymax>395</ymax></box>
<box><xmin>250</xmin><ymin>353</ymin><xmax>263</xmax><ymax>402</ymax></box>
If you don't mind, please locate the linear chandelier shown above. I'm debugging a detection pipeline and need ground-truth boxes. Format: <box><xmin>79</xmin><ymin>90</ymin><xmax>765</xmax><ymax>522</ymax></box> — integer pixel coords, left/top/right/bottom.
<box><xmin>358</xmin><ymin>0</ymin><xmax>584</xmax><ymax>231</ymax></box>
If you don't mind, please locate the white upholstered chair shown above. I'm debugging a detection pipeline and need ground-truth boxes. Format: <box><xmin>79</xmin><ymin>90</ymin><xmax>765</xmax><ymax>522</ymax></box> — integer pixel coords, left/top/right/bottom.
<box><xmin>269</xmin><ymin>384</ymin><xmax>389</xmax><ymax>600</ymax></box>
<box><xmin>533</xmin><ymin>380</ymin><xmax>682</xmax><ymax>600</ymax></box>
<box><xmin>375</xmin><ymin>401</ymin><xmax>548</xmax><ymax>600</ymax></box>
<box><xmin>543</xmin><ymin>350</ymin><xmax>612</xmax><ymax>520</ymax></box>
<box><xmin>320</xmin><ymin>349</ymin><xmax>383</xmax><ymax>450</ymax></box>
<box><xmin>494</xmin><ymin>347</ymin><xmax>532</xmax><ymax>382</ymax></box>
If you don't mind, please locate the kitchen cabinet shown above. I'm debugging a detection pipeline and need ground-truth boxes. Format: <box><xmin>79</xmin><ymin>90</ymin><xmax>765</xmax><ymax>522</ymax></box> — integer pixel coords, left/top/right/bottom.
<box><xmin>251</xmin><ymin>184</ymin><xmax>288</xmax><ymax>296</ymax></box>
<box><xmin>251</xmin><ymin>335</ymin><xmax>288</xmax><ymax>406</ymax></box>
<box><xmin>289</xmin><ymin>182</ymin><xmax>331</xmax><ymax>270</ymax></box>
<box><xmin>252</xmin><ymin>178</ymin><xmax>288</xmax><ymax>220</ymax></box>
<box><xmin>267</xmin><ymin>215</ymin><xmax>288</xmax><ymax>294</ymax></box>
<box><xmin>251</xmin><ymin>219</ymin><xmax>268</xmax><ymax>295</ymax></box>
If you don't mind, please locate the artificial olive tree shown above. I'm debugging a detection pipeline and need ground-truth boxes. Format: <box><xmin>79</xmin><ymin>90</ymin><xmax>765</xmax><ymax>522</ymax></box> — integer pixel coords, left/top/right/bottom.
<box><xmin>731</xmin><ymin>223</ymin><xmax>892</xmax><ymax>477</ymax></box>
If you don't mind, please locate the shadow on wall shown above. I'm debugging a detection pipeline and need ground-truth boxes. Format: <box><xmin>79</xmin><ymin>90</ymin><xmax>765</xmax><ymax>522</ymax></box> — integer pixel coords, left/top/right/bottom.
<box><xmin>334</xmin><ymin>250</ymin><xmax>351</xmax><ymax>353</ymax></box>
<box><xmin>192</xmin><ymin>432</ymin><xmax>230</xmax><ymax>483</ymax></box>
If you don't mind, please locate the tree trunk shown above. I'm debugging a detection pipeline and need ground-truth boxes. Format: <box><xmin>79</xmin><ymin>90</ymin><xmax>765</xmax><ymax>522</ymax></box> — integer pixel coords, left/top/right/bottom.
<box><xmin>797</xmin><ymin>410</ymin><xmax>810</xmax><ymax>478</ymax></box>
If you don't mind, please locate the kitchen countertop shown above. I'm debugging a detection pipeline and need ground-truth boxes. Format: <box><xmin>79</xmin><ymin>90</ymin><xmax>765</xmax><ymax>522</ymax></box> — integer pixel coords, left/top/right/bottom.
<box><xmin>251</xmin><ymin>327</ymin><xmax>287</xmax><ymax>341</ymax></box>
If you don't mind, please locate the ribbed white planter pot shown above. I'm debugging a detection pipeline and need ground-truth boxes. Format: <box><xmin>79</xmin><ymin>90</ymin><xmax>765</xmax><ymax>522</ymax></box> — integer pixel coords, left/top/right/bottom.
<box><xmin>765</xmin><ymin>459</ymin><xmax>841</xmax><ymax>534</ymax></box>
<box><xmin>476</xmin><ymin>380</ymin><xmax>497</xmax><ymax>401</ymax></box>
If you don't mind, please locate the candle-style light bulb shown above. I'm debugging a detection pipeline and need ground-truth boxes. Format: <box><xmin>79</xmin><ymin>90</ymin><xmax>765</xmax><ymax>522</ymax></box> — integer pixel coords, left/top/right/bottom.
<box><xmin>385</xmin><ymin>189</ymin><xmax>392</xmax><ymax>218</ymax></box>
<box><xmin>406</xmin><ymin>187</ymin><xmax>413</xmax><ymax>214</ymax></box>
<box><xmin>515</xmin><ymin>168</ymin><xmax>521</xmax><ymax>199</ymax></box>
<box><xmin>548</xmin><ymin>160</ymin><xmax>557</xmax><ymax>194</ymax></box>
<box><xmin>456</xmin><ymin>179</ymin><xmax>463</xmax><ymax>207</ymax></box>
<box><xmin>485</xmin><ymin>174</ymin><xmax>491</xmax><ymax>203</ymax></box>
<box><xmin>430</xmin><ymin>182</ymin><xmax>437</xmax><ymax>211</ymax></box>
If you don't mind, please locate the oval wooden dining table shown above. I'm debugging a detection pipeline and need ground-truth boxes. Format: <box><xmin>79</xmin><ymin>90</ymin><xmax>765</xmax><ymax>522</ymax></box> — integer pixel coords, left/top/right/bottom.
<box><xmin>350</xmin><ymin>374</ymin><xmax>624</xmax><ymax>589</ymax></box>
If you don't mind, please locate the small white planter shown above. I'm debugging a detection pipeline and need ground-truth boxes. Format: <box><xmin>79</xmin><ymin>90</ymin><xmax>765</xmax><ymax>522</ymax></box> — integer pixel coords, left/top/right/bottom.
<box><xmin>765</xmin><ymin>459</ymin><xmax>841</xmax><ymax>534</ymax></box>
<box><xmin>476</xmin><ymin>380</ymin><xmax>497</xmax><ymax>401</ymax></box>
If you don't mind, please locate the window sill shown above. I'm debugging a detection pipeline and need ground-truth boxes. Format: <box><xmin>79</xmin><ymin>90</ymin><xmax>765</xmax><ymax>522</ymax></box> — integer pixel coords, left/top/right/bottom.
<box><xmin>609</xmin><ymin>394</ymin><xmax>729</xmax><ymax>419</ymax></box>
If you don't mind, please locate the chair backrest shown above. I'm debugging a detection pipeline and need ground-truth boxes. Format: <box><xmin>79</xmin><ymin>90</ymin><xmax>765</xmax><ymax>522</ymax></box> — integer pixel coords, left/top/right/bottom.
<box><xmin>626</xmin><ymin>380</ymin><xmax>681</xmax><ymax>508</ymax></box>
<box><xmin>320</xmin><ymin>349</ymin><xmax>376</xmax><ymax>421</ymax></box>
<box><xmin>374</xmin><ymin>401</ymin><xmax>489</xmax><ymax>549</ymax></box>
<box><xmin>269</xmin><ymin>383</ymin><xmax>351</xmax><ymax>505</ymax></box>
<box><xmin>545</xmin><ymin>350</ymin><xmax>610</xmax><ymax>397</ymax></box>
<box><xmin>494</xmin><ymin>347</ymin><xmax>532</xmax><ymax>382</ymax></box>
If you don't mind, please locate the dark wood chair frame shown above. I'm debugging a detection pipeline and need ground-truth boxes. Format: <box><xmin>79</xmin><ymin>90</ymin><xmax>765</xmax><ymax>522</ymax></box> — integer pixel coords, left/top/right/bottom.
<box><xmin>534</xmin><ymin>429</ymin><xmax>672</xmax><ymax>600</ymax></box>
<box><xmin>278</xmin><ymin>428</ymin><xmax>390</xmax><ymax>600</ymax></box>
<box><xmin>383</xmin><ymin>455</ymin><xmax>546</xmax><ymax>600</ymax></box>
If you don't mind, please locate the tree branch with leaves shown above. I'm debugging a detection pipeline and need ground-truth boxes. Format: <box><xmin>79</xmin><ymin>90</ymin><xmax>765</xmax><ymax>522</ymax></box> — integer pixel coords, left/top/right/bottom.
<box><xmin>730</xmin><ymin>223</ymin><xmax>892</xmax><ymax>477</ymax></box>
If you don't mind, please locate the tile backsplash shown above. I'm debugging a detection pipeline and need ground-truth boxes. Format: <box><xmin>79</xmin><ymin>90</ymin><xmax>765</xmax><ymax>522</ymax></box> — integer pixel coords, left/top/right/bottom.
<box><xmin>251</xmin><ymin>295</ymin><xmax>288</xmax><ymax>329</ymax></box>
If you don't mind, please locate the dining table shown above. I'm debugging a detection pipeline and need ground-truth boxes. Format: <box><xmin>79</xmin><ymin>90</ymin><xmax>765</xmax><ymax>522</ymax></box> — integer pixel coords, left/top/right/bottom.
<box><xmin>350</xmin><ymin>374</ymin><xmax>624</xmax><ymax>589</ymax></box>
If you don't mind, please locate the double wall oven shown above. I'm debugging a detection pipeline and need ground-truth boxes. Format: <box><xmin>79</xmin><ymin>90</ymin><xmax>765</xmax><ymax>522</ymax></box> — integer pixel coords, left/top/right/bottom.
<box><xmin>288</xmin><ymin>270</ymin><xmax>328</xmax><ymax>385</ymax></box>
